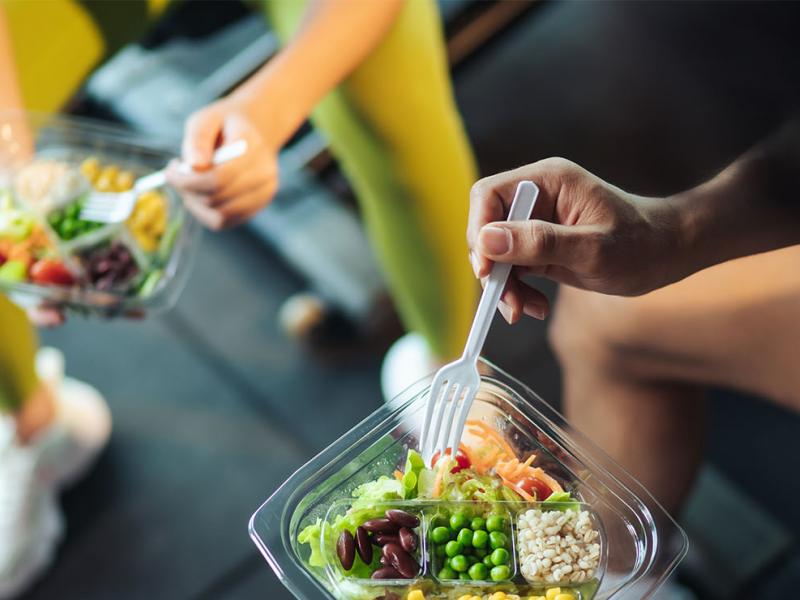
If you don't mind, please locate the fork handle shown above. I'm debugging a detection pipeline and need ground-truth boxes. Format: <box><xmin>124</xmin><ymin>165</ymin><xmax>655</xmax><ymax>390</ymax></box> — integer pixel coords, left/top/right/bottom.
<box><xmin>134</xmin><ymin>140</ymin><xmax>249</xmax><ymax>193</ymax></box>
<box><xmin>462</xmin><ymin>181</ymin><xmax>538</xmax><ymax>363</ymax></box>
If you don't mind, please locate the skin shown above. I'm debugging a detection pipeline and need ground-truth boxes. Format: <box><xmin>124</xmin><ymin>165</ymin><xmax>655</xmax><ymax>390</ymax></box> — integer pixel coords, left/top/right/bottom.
<box><xmin>467</xmin><ymin>120</ymin><xmax>800</xmax><ymax>514</ymax></box>
<box><xmin>166</xmin><ymin>0</ymin><xmax>405</xmax><ymax>230</ymax></box>
<box><xmin>2</xmin><ymin>0</ymin><xmax>406</xmax><ymax>439</ymax></box>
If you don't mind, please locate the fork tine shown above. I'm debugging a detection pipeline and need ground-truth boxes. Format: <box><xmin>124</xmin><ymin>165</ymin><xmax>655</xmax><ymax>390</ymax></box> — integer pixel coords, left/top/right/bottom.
<box><xmin>426</xmin><ymin>382</ymin><xmax>456</xmax><ymax>463</ymax></box>
<box><xmin>447</xmin><ymin>386</ymin><xmax>474</xmax><ymax>456</ymax></box>
<box><xmin>435</xmin><ymin>383</ymin><xmax>463</xmax><ymax>461</ymax></box>
<box><xmin>419</xmin><ymin>372</ymin><xmax>446</xmax><ymax>461</ymax></box>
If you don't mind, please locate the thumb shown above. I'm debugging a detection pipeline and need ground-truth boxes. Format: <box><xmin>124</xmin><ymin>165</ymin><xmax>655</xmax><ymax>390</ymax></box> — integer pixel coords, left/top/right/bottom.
<box><xmin>478</xmin><ymin>219</ymin><xmax>590</xmax><ymax>268</ymax></box>
<box><xmin>182</xmin><ymin>108</ymin><xmax>224</xmax><ymax>170</ymax></box>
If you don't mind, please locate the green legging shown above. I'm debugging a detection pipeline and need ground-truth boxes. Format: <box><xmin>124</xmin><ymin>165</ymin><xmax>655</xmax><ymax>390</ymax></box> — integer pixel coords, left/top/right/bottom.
<box><xmin>266</xmin><ymin>0</ymin><xmax>478</xmax><ymax>360</ymax></box>
<box><xmin>1</xmin><ymin>0</ymin><xmax>477</xmax><ymax>411</ymax></box>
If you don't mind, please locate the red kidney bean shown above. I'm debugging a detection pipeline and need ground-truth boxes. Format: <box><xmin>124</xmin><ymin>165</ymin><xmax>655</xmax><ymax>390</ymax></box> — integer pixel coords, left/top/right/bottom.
<box><xmin>374</xmin><ymin>533</ymin><xmax>400</xmax><ymax>546</ymax></box>
<box><xmin>385</xmin><ymin>509</ymin><xmax>420</xmax><ymax>528</ymax></box>
<box><xmin>382</xmin><ymin>543</ymin><xmax>420</xmax><ymax>579</ymax></box>
<box><xmin>336</xmin><ymin>530</ymin><xmax>355</xmax><ymax>571</ymax></box>
<box><xmin>398</xmin><ymin>527</ymin><xmax>417</xmax><ymax>553</ymax></box>
<box><xmin>355</xmin><ymin>526</ymin><xmax>372</xmax><ymax>564</ymax></box>
<box><xmin>362</xmin><ymin>518</ymin><xmax>399</xmax><ymax>533</ymax></box>
<box><xmin>371</xmin><ymin>566</ymin><xmax>403</xmax><ymax>580</ymax></box>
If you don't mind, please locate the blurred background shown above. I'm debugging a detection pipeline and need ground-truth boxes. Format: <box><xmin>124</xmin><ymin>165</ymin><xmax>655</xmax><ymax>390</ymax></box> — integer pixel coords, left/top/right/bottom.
<box><xmin>16</xmin><ymin>0</ymin><xmax>800</xmax><ymax>598</ymax></box>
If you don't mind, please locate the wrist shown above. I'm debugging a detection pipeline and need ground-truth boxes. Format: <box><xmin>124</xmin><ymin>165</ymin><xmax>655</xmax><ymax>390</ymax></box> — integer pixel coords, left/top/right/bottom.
<box><xmin>227</xmin><ymin>51</ymin><xmax>317</xmax><ymax>151</ymax></box>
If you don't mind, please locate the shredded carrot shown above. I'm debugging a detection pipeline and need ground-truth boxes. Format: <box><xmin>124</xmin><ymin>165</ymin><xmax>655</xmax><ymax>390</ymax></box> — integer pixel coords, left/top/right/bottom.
<box><xmin>501</xmin><ymin>479</ymin><xmax>535</xmax><ymax>501</ymax></box>
<box><xmin>431</xmin><ymin>459</ymin><xmax>449</xmax><ymax>498</ymax></box>
<box><xmin>495</xmin><ymin>457</ymin><xmax>565</xmax><ymax>497</ymax></box>
<box><xmin>394</xmin><ymin>470</ymin><xmax>403</xmax><ymax>481</ymax></box>
<box><xmin>466</xmin><ymin>420</ymin><xmax>516</xmax><ymax>458</ymax></box>
<box><xmin>530</xmin><ymin>468</ymin><xmax>564</xmax><ymax>494</ymax></box>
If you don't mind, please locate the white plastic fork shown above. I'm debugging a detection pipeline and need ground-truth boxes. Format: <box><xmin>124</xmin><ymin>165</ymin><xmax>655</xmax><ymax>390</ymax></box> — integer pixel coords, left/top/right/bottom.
<box><xmin>79</xmin><ymin>139</ymin><xmax>248</xmax><ymax>224</ymax></box>
<box><xmin>419</xmin><ymin>180</ymin><xmax>539</xmax><ymax>464</ymax></box>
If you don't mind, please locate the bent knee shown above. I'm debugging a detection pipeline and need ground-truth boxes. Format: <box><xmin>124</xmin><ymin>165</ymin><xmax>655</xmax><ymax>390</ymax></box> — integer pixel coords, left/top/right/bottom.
<box><xmin>548</xmin><ymin>286</ymin><xmax>653</xmax><ymax>374</ymax></box>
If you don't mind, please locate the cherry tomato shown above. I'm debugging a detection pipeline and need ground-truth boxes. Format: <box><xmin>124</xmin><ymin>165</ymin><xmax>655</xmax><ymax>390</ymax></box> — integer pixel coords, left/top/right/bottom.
<box><xmin>518</xmin><ymin>476</ymin><xmax>553</xmax><ymax>500</ymax></box>
<box><xmin>30</xmin><ymin>259</ymin><xmax>75</xmax><ymax>286</ymax></box>
<box><xmin>431</xmin><ymin>448</ymin><xmax>471</xmax><ymax>473</ymax></box>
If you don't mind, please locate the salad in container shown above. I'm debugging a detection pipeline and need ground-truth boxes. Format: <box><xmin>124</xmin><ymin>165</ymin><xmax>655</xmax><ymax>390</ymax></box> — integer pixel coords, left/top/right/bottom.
<box><xmin>250</xmin><ymin>359</ymin><xmax>688</xmax><ymax>600</ymax></box>
<box><xmin>0</xmin><ymin>111</ymin><xmax>200</xmax><ymax>316</ymax></box>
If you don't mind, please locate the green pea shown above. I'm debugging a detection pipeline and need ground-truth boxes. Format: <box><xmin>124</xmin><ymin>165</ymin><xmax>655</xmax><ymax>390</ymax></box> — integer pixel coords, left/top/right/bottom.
<box><xmin>48</xmin><ymin>212</ymin><xmax>61</xmax><ymax>226</ymax></box>
<box><xmin>432</xmin><ymin>526</ymin><xmax>450</xmax><ymax>544</ymax></box>
<box><xmin>450</xmin><ymin>554</ymin><xmax>469</xmax><ymax>573</ymax></box>
<box><xmin>445</xmin><ymin>541</ymin><xmax>462</xmax><ymax>558</ymax></box>
<box><xmin>472</xmin><ymin>529</ymin><xmax>489</xmax><ymax>548</ymax></box>
<box><xmin>434</xmin><ymin>544</ymin><xmax>447</xmax><ymax>558</ymax></box>
<box><xmin>438</xmin><ymin>567</ymin><xmax>457</xmax><ymax>580</ymax></box>
<box><xmin>489</xmin><ymin>531</ymin><xmax>508</xmax><ymax>550</ymax></box>
<box><xmin>470</xmin><ymin>517</ymin><xmax>486</xmax><ymax>531</ymax></box>
<box><xmin>459</xmin><ymin>572</ymin><xmax>471</xmax><ymax>581</ymax></box>
<box><xmin>449</xmin><ymin>513</ymin><xmax>468</xmax><ymax>531</ymax></box>
<box><xmin>457</xmin><ymin>528</ymin><xmax>473</xmax><ymax>547</ymax></box>
<box><xmin>490</xmin><ymin>565</ymin><xmax>511</xmax><ymax>581</ymax></box>
<box><xmin>474</xmin><ymin>546</ymin><xmax>489</xmax><ymax>559</ymax></box>
<box><xmin>442</xmin><ymin>557</ymin><xmax>451</xmax><ymax>570</ymax></box>
<box><xmin>490</xmin><ymin>548</ymin><xmax>510</xmax><ymax>566</ymax></box>
<box><xmin>61</xmin><ymin>219</ymin><xmax>77</xmax><ymax>239</ymax></box>
<box><xmin>482</xmin><ymin>554</ymin><xmax>494</xmax><ymax>567</ymax></box>
<box><xmin>66</xmin><ymin>203</ymin><xmax>80</xmax><ymax>219</ymax></box>
<box><xmin>468</xmin><ymin>562</ymin><xmax>489</xmax><ymax>581</ymax></box>
<box><xmin>462</xmin><ymin>545</ymin><xmax>473</xmax><ymax>556</ymax></box>
<box><xmin>486</xmin><ymin>514</ymin><xmax>505</xmax><ymax>532</ymax></box>
<box><xmin>467</xmin><ymin>554</ymin><xmax>479</xmax><ymax>565</ymax></box>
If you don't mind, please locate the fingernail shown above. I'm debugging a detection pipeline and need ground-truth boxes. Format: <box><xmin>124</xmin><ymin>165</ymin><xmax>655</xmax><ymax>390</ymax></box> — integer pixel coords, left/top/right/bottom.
<box><xmin>498</xmin><ymin>301</ymin><xmax>513</xmax><ymax>324</ymax></box>
<box><xmin>481</xmin><ymin>226</ymin><xmax>510</xmax><ymax>255</ymax></box>
<box><xmin>469</xmin><ymin>251</ymin><xmax>480</xmax><ymax>278</ymax></box>
<box><xmin>523</xmin><ymin>303</ymin><xmax>546</xmax><ymax>320</ymax></box>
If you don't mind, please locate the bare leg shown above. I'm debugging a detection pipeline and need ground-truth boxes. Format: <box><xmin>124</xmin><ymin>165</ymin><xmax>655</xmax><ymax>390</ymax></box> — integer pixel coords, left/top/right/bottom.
<box><xmin>549</xmin><ymin>245</ymin><xmax>800</xmax><ymax>515</ymax></box>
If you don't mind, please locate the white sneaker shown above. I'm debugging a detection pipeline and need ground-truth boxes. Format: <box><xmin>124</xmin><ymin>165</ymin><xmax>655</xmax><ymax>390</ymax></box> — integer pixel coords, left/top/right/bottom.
<box><xmin>380</xmin><ymin>333</ymin><xmax>440</xmax><ymax>404</ymax></box>
<box><xmin>0</xmin><ymin>348</ymin><xmax>110</xmax><ymax>599</ymax></box>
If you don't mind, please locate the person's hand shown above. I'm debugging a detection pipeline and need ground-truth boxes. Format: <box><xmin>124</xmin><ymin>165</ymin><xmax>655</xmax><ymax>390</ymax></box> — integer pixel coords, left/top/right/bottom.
<box><xmin>467</xmin><ymin>158</ymin><xmax>683</xmax><ymax>323</ymax></box>
<box><xmin>165</xmin><ymin>98</ymin><xmax>279</xmax><ymax>230</ymax></box>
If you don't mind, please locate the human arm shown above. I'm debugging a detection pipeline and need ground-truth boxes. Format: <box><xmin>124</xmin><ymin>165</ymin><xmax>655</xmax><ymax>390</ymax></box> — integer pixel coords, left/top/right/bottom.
<box><xmin>166</xmin><ymin>0</ymin><xmax>406</xmax><ymax>229</ymax></box>
<box><xmin>467</xmin><ymin>119</ymin><xmax>800</xmax><ymax>323</ymax></box>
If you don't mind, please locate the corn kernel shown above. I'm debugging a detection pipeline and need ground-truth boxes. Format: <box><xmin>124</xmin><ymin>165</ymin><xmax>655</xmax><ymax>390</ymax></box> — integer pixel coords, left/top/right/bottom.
<box><xmin>555</xmin><ymin>595</ymin><xmax>576</xmax><ymax>600</ymax></box>
<box><xmin>546</xmin><ymin>590</ymin><xmax>561</xmax><ymax>600</ymax></box>
<box><xmin>490</xmin><ymin>593</ymin><xmax>507</xmax><ymax>600</ymax></box>
<box><xmin>80</xmin><ymin>157</ymin><xmax>100</xmax><ymax>183</ymax></box>
<box><xmin>456</xmin><ymin>596</ymin><xmax>472</xmax><ymax>600</ymax></box>
<box><xmin>115</xmin><ymin>170</ymin><xmax>134</xmax><ymax>191</ymax></box>
<box><xmin>407</xmin><ymin>591</ymin><xmax>424</xmax><ymax>600</ymax></box>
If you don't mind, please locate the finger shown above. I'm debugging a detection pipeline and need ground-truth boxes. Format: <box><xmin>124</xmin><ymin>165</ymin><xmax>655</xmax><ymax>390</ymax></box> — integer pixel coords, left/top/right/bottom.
<box><xmin>27</xmin><ymin>305</ymin><xmax>65</xmax><ymax>328</ymax></box>
<box><xmin>166</xmin><ymin>158</ymin><xmax>241</xmax><ymax>197</ymax></box>
<box><xmin>186</xmin><ymin>182</ymin><xmax>276</xmax><ymax>231</ymax></box>
<box><xmin>182</xmin><ymin>108</ymin><xmax>224</xmax><ymax>169</ymax></box>
<box><xmin>467</xmin><ymin>157</ymin><xmax>583</xmax><ymax>247</ymax></box>
<box><xmin>478</xmin><ymin>219</ymin><xmax>597</xmax><ymax>269</ymax></box>
<box><xmin>516</xmin><ymin>283</ymin><xmax>550</xmax><ymax>320</ymax></box>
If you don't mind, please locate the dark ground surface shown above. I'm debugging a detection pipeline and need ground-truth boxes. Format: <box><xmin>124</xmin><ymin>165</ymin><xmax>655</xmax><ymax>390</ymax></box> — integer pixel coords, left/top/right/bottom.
<box><xmin>24</xmin><ymin>1</ymin><xmax>800</xmax><ymax>598</ymax></box>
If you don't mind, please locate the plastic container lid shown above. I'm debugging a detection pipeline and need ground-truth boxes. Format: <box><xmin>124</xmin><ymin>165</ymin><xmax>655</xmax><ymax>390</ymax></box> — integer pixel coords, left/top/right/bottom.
<box><xmin>249</xmin><ymin>358</ymin><xmax>688</xmax><ymax>599</ymax></box>
<box><xmin>0</xmin><ymin>111</ymin><xmax>200</xmax><ymax>316</ymax></box>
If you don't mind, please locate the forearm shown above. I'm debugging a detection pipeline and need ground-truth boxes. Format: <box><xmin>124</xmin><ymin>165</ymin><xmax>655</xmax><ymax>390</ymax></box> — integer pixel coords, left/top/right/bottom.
<box><xmin>670</xmin><ymin>118</ymin><xmax>800</xmax><ymax>278</ymax></box>
<box><xmin>0</xmin><ymin>6</ymin><xmax>25</xmax><ymax>112</ymax></box>
<box><xmin>230</xmin><ymin>0</ymin><xmax>404</xmax><ymax>147</ymax></box>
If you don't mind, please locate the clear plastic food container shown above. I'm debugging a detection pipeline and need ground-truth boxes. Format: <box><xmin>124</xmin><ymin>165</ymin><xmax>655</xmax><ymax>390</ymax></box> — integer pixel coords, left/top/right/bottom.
<box><xmin>249</xmin><ymin>359</ymin><xmax>688</xmax><ymax>600</ymax></box>
<box><xmin>0</xmin><ymin>111</ymin><xmax>200</xmax><ymax>316</ymax></box>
